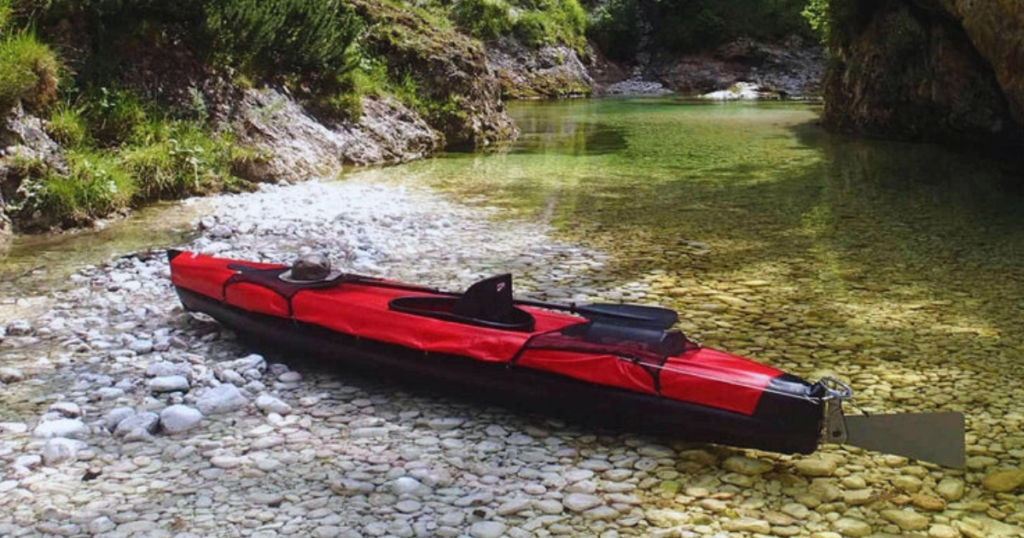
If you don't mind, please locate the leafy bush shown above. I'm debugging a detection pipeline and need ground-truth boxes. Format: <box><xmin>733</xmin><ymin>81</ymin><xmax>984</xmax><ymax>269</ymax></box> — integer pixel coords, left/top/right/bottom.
<box><xmin>0</xmin><ymin>30</ymin><xmax>58</xmax><ymax>113</ymax></box>
<box><xmin>588</xmin><ymin>0</ymin><xmax>814</xmax><ymax>58</ymax></box>
<box><xmin>47</xmin><ymin>102</ymin><xmax>90</xmax><ymax>146</ymax></box>
<box><xmin>513</xmin><ymin>0</ymin><xmax>586</xmax><ymax>50</ymax></box>
<box><xmin>586</xmin><ymin>0</ymin><xmax>641</xmax><ymax>62</ymax></box>
<box><xmin>802</xmin><ymin>0</ymin><xmax>830</xmax><ymax>42</ymax></box>
<box><xmin>34</xmin><ymin>148</ymin><xmax>135</xmax><ymax>224</ymax></box>
<box><xmin>451</xmin><ymin>0</ymin><xmax>513</xmax><ymax>40</ymax></box>
<box><xmin>0</xmin><ymin>0</ymin><xmax>12</xmax><ymax>30</ymax></box>
<box><xmin>85</xmin><ymin>86</ymin><xmax>147</xmax><ymax>145</ymax></box>
<box><xmin>205</xmin><ymin>0</ymin><xmax>363</xmax><ymax>81</ymax></box>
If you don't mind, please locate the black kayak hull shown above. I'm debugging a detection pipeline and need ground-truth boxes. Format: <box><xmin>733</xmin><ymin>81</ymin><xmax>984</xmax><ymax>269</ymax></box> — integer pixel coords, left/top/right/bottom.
<box><xmin>177</xmin><ymin>287</ymin><xmax>824</xmax><ymax>454</ymax></box>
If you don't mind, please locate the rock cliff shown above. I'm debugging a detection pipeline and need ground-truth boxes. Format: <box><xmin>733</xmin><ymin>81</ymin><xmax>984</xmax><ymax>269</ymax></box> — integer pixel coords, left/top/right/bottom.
<box><xmin>824</xmin><ymin>0</ymin><xmax>1024</xmax><ymax>150</ymax></box>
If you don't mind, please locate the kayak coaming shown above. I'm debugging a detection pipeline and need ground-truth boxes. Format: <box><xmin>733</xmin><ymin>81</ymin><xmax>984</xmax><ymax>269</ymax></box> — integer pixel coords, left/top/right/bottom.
<box><xmin>169</xmin><ymin>251</ymin><xmax>826</xmax><ymax>454</ymax></box>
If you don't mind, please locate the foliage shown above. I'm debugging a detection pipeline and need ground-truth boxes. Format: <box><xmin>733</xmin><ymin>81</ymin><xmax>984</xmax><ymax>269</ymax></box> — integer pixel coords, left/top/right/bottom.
<box><xmin>205</xmin><ymin>0</ymin><xmax>363</xmax><ymax>82</ymax></box>
<box><xmin>0</xmin><ymin>0</ymin><xmax>11</xmax><ymax>30</ymax></box>
<box><xmin>85</xmin><ymin>86</ymin><xmax>147</xmax><ymax>145</ymax></box>
<box><xmin>513</xmin><ymin>0</ymin><xmax>586</xmax><ymax>50</ymax></box>
<box><xmin>448</xmin><ymin>0</ymin><xmax>585</xmax><ymax>50</ymax></box>
<box><xmin>587</xmin><ymin>0</ymin><xmax>815</xmax><ymax>59</ymax></box>
<box><xmin>0</xmin><ymin>30</ymin><xmax>58</xmax><ymax>113</ymax></box>
<box><xmin>802</xmin><ymin>0</ymin><xmax>830</xmax><ymax>42</ymax></box>
<box><xmin>32</xmin><ymin>148</ymin><xmax>135</xmax><ymax>224</ymax></box>
<box><xmin>586</xmin><ymin>0</ymin><xmax>641</xmax><ymax>62</ymax></box>
<box><xmin>451</xmin><ymin>0</ymin><xmax>513</xmax><ymax>40</ymax></box>
<box><xmin>122</xmin><ymin>118</ymin><xmax>242</xmax><ymax>200</ymax></box>
<box><xmin>47</xmin><ymin>101</ymin><xmax>90</xmax><ymax>146</ymax></box>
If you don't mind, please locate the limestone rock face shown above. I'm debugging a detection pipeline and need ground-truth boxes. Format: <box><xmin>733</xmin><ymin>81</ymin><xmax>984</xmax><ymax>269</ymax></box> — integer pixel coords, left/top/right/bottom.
<box><xmin>486</xmin><ymin>37</ymin><xmax>594</xmax><ymax>99</ymax></box>
<box><xmin>349</xmin><ymin>0</ymin><xmax>518</xmax><ymax>148</ymax></box>
<box><xmin>824</xmin><ymin>0</ymin><xmax>1024</xmax><ymax>149</ymax></box>
<box><xmin>232</xmin><ymin>89</ymin><xmax>443</xmax><ymax>184</ymax></box>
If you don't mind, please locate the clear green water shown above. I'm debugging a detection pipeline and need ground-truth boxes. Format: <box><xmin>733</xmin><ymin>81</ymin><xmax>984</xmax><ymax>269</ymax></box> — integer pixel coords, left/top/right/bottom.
<box><xmin>351</xmin><ymin>98</ymin><xmax>1024</xmax><ymax>415</ymax></box>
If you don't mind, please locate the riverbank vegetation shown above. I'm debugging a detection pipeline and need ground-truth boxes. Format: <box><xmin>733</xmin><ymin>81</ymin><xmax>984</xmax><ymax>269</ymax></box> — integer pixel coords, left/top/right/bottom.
<box><xmin>587</xmin><ymin>0</ymin><xmax>819</xmax><ymax>62</ymax></box>
<box><xmin>1</xmin><ymin>0</ymin><xmax>832</xmax><ymax>231</ymax></box>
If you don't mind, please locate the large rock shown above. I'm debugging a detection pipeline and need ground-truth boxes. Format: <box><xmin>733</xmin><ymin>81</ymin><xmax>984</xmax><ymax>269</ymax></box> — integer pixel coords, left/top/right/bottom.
<box><xmin>233</xmin><ymin>89</ymin><xmax>443</xmax><ymax>183</ymax></box>
<box><xmin>982</xmin><ymin>469</ymin><xmax>1024</xmax><ymax>493</ymax></box>
<box><xmin>114</xmin><ymin>412</ymin><xmax>159</xmax><ymax>438</ymax></box>
<box><xmin>148</xmin><ymin>375</ymin><xmax>190</xmax><ymax>393</ymax></box>
<box><xmin>722</xmin><ymin>455</ymin><xmax>774</xmax><ymax>476</ymax></box>
<box><xmin>1</xmin><ymin>105</ymin><xmax>68</xmax><ymax>230</ymax></box>
<box><xmin>160</xmin><ymin>405</ymin><xmax>203</xmax><ymax>434</ymax></box>
<box><xmin>33</xmin><ymin>418</ymin><xmax>89</xmax><ymax>439</ymax></box>
<box><xmin>881</xmin><ymin>509</ymin><xmax>929</xmax><ymax>531</ymax></box>
<box><xmin>42</xmin><ymin>438</ymin><xmax>88</xmax><ymax>465</ymax></box>
<box><xmin>197</xmin><ymin>384</ymin><xmax>249</xmax><ymax>414</ymax></box>
<box><xmin>349</xmin><ymin>0</ymin><xmax>518</xmax><ymax>147</ymax></box>
<box><xmin>0</xmin><ymin>367</ymin><xmax>25</xmax><ymax>383</ymax></box>
<box><xmin>655</xmin><ymin>36</ymin><xmax>825</xmax><ymax>98</ymax></box>
<box><xmin>824</xmin><ymin>0</ymin><xmax>1024</xmax><ymax>149</ymax></box>
<box><xmin>487</xmin><ymin>37</ymin><xmax>593</xmax><ymax>99</ymax></box>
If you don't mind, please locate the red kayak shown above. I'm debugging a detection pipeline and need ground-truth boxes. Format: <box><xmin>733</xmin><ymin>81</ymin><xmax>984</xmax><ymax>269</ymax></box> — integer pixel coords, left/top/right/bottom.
<box><xmin>168</xmin><ymin>250</ymin><xmax>834</xmax><ymax>454</ymax></box>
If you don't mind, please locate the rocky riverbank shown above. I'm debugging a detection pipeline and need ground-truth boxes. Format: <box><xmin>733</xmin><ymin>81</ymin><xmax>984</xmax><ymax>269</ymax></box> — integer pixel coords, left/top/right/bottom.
<box><xmin>2</xmin><ymin>176</ymin><xmax>1023</xmax><ymax>538</ymax></box>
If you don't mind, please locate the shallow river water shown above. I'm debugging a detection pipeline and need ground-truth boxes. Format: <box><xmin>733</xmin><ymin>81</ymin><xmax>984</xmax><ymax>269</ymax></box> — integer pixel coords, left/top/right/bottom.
<box><xmin>3</xmin><ymin>98</ymin><xmax>1024</xmax><ymax>537</ymax></box>
<box><xmin>357</xmin><ymin>98</ymin><xmax>1024</xmax><ymax>393</ymax></box>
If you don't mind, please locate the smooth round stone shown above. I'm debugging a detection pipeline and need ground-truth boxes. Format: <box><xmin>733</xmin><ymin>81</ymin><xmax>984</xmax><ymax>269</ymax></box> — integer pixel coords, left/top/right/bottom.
<box><xmin>34</xmin><ymin>419</ymin><xmax>88</xmax><ymax>439</ymax></box>
<box><xmin>469</xmin><ymin>522</ymin><xmax>506</xmax><ymax>538</ymax></box>
<box><xmin>722</xmin><ymin>455</ymin><xmax>774</xmax><ymax>476</ymax></box>
<box><xmin>564</xmin><ymin>493</ymin><xmax>602</xmax><ymax>512</ymax></box>
<box><xmin>834</xmin><ymin>518</ymin><xmax>871</xmax><ymax>537</ymax></box>
<box><xmin>535</xmin><ymin>500</ymin><xmax>564</xmax><ymax>514</ymax></box>
<box><xmin>395</xmin><ymin>500</ymin><xmax>421</xmax><ymax>513</ymax></box>
<box><xmin>160</xmin><ymin>405</ymin><xmax>202</xmax><ymax>434</ymax></box>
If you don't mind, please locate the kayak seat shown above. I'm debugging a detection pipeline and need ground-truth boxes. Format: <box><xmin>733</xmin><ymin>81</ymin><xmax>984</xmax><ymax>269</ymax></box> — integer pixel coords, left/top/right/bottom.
<box><xmin>389</xmin><ymin>274</ymin><xmax>536</xmax><ymax>332</ymax></box>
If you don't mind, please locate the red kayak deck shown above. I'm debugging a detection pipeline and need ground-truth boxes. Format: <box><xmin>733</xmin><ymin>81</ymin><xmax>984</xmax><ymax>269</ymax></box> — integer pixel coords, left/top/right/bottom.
<box><xmin>171</xmin><ymin>252</ymin><xmax>785</xmax><ymax>416</ymax></box>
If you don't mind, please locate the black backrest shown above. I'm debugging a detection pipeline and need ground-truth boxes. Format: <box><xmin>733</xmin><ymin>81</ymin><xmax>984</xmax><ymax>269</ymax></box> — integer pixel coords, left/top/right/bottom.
<box><xmin>452</xmin><ymin>274</ymin><xmax>516</xmax><ymax>323</ymax></box>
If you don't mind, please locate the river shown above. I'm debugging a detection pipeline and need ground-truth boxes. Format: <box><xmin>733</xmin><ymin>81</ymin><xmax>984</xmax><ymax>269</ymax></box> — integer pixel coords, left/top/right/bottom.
<box><xmin>2</xmin><ymin>97</ymin><xmax>1023</xmax><ymax>536</ymax></box>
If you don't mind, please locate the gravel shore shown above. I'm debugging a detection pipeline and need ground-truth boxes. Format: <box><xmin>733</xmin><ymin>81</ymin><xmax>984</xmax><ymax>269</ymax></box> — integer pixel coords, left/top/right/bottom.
<box><xmin>1</xmin><ymin>178</ymin><xmax>1021</xmax><ymax>538</ymax></box>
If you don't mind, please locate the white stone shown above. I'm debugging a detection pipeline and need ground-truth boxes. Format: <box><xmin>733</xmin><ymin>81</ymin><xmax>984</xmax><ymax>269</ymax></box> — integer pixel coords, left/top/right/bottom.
<box><xmin>42</xmin><ymin>438</ymin><xmax>88</xmax><ymax>465</ymax></box>
<box><xmin>34</xmin><ymin>418</ymin><xmax>88</xmax><ymax>439</ymax></box>
<box><xmin>197</xmin><ymin>384</ymin><xmax>248</xmax><ymax>414</ymax></box>
<box><xmin>48</xmin><ymin>402</ymin><xmax>82</xmax><ymax>418</ymax></box>
<box><xmin>701</xmin><ymin>82</ymin><xmax>769</xmax><ymax>101</ymax></box>
<box><xmin>103</xmin><ymin>407</ymin><xmax>136</xmax><ymax>431</ymax></box>
<box><xmin>146</xmin><ymin>361</ymin><xmax>192</xmax><ymax>378</ymax></box>
<box><xmin>391</xmin><ymin>477</ymin><xmax>428</xmax><ymax>496</ymax></box>
<box><xmin>88</xmin><ymin>517</ymin><xmax>116</xmax><ymax>534</ymax></box>
<box><xmin>160</xmin><ymin>405</ymin><xmax>203</xmax><ymax>434</ymax></box>
<box><xmin>149</xmin><ymin>375</ymin><xmax>190</xmax><ymax>393</ymax></box>
<box><xmin>469</xmin><ymin>521</ymin><xmax>506</xmax><ymax>538</ymax></box>
<box><xmin>114</xmin><ymin>412</ymin><xmax>159</xmax><ymax>437</ymax></box>
<box><xmin>497</xmin><ymin>498</ymin><xmax>532</xmax><ymax>515</ymax></box>
<box><xmin>255</xmin><ymin>394</ymin><xmax>292</xmax><ymax>415</ymax></box>
<box><xmin>0</xmin><ymin>367</ymin><xmax>26</xmax><ymax>383</ymax></box>
<box><xmin>564</xmin><ymin>493</ymin><xmax>602</xmax><ymax>512</ymax></box>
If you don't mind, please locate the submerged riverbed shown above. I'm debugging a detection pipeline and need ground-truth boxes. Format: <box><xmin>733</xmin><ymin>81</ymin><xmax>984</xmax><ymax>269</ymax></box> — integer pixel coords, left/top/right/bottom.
<box><xmin>2</xmin><ymin>98</ymin><xmax>1024</xmax><ymax>537</ymax></box>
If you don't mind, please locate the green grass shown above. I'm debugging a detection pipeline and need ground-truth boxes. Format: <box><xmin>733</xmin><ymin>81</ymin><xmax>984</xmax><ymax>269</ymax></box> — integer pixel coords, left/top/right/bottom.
<box><xmin>206</xmin><ymin>0</ymin><xmax>363</xmax><ymax>83</ymax></box>
<box><xmin>0</xmin><ymin>30</ymin><xmax>58</xmax><ymax>114</ymax></box>
<box><xmin>0</xmin><ymin>0</ymin><xmax>12</xmax><ymax>31</ymax></box>
<box><xmin>85</xmin><ymin>86</ymin><xmax>148</xmax><ymax>145</ymax></box>
<box><xmin>451</xmin><ymin>0</ymin><xmax>514</xmax><ymax>40</ymax></box>
<box><xmin>47</xmin><ymin>102</ymin><xmax>90</xmax><ymax>146</ymax></box>
<box><xmin>35</xmin><ymin>148</ymin><xmax>135</xmax><ymax>224</ymax></box>
<box><xmin>122</xmin><ymin>118</ymin><xmax>242</xmax><ymax>200</ymax></box>
<box><xmin>446</xmin><ymin>0</ymin><xmax>586</xmax><ymax>51</ymax></box>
